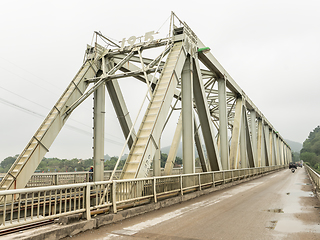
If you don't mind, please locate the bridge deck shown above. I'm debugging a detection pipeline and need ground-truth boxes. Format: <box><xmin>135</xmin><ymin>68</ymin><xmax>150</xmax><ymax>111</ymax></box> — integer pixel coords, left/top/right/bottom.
<box><xmin>64</xmin><ymin>168</ymin><xmax>320</xmax><ymax>239</ymax></box>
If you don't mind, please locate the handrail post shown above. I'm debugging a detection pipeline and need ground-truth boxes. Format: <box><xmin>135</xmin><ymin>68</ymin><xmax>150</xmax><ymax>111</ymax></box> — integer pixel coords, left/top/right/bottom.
<box><xmin>199</xmin><ymin>174</ymin><xmax>201</xmax><ymax>191</ymax></box>
<box><xmin>180</xmin><ymin>175</ymin><xmax>183</xmax><ymax>195</ymax></box>
<box><xmin>54</xmin><ymin>174</ymin><xmax>58</xmax><ymax>185</ymax></box>
<box><xmin>213</xmin><ymin>172</ymin><xmax>215</xmax><ymax>187</ymax></box>
<box><xmin>153</xmin><ymin>178</ymin><xmax>157</xmax><ymax>203</ymax></box>
<box><xmin>112</xmin><ymin>181</ymin><xmax>117</xmax><ymax>213</ymax></box>
<box><xmin>85</xmin><ymin>183</ymin><xmax>91</xmax><ymax>220</ymax></box>
<box><xmin>86</xmin><ymin>173</ymin><xmax>89</xmax><ymax>182</ymax></box>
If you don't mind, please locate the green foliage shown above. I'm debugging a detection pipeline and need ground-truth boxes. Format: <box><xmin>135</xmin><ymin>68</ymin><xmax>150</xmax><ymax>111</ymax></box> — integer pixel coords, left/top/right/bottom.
<box><xmin>104</xmin><ymin>156</ymin><xmax>125</xmax><ymax>170</ymax></box>
<box><xmin>0</xmin><ymin>155</ymin><xmax>18</xmax><ymax>173</ymax></box>
<box><xmin>160</xmin><ymin>153</ymin><xmax>183</xmax><ymax>168</ymax></box>
<box><xmin>0</xmin><ymin>152</ymin><xmax>189</xmax><ymax>174</ymax></box>
<box><xmin>175</xmin><ymin>156</ymin><xmax>182</xmax><ymax>165</ymax></box>
<box><xmin>160</xmin><ymin>153</ymin><xmax>168</xmax><ymax>168</ymax></box>
<box><xmin>292</xmin><ymin>152</ymin><xmax>300</xmax><ymax>162</ymax></box>
<box><xmin>0</xmin><ymin>154</ymin><xmax>130</xmax><ymax>173</ymax></box>
<box><xmin>300</xmin><ymin>126</ymin><xmax>320</xmax><ymax>172</ymax></box>
<box><xmin>35</xmin><ymin>158</ymin><xmax>93</xmax><ymax>172</ymax></box>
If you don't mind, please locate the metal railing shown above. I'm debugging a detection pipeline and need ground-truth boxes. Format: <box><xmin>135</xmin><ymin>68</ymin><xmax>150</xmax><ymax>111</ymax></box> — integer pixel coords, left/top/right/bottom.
<box><xmin>0</xmin><ymin>165</ymin><xmax>285</xmax><ymax>230</ymax></box>
<box><xmin>0</xmin><ymin>168</ymin><xmax>203</xmax><ymax>188</ymax></box>
<box><xmin>25</xmin><ymin>171</ymin><xmax>121</xmax><ymax>187</ymax></box>
<box><xmin>305</xmin><ymin>164</ymin><xmax>320</xmax><ymax>190</ymax></box>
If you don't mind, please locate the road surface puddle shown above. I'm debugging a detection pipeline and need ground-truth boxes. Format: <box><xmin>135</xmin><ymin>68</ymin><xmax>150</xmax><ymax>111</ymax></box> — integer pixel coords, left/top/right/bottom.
<box><xmin>275</xmin><ymin>219</ymin><xmax>320</xmax><ymax>233</ymax></box>
<box><xmin>286</xmin><ymin>191</ymin><xmax>314</xmax><ymax>197</ymax></box>
<box><xmin>266</xmin><ymin>220</ymin><xmax>278</xmax><ymax>229</ymax></box>
<box><xmin>267</xmin><ymin>208</ymin><xmax>284</xmax><ymax>213</ymax></box>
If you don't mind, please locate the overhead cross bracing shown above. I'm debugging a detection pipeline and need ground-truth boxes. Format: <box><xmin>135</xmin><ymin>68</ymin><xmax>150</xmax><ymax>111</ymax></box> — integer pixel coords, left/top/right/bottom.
<box><xmin>0</xmin><ymin>12</ymin><xmax>291</xmax><ymax>190</ymax></box>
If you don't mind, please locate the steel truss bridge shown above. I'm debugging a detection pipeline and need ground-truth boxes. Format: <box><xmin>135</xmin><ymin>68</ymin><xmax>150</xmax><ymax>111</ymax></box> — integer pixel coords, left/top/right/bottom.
<box><xmin>0</xmin><ymin>13</ymin><xmax>295</xmax><ymax>233</ymax></box>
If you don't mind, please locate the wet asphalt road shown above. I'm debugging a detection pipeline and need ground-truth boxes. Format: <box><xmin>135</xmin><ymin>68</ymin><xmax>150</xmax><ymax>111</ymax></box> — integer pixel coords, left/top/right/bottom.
<box><xmin>65</xmin><ymin>168</ymin><xmax>320</xmax><ymax>240</ymax></box>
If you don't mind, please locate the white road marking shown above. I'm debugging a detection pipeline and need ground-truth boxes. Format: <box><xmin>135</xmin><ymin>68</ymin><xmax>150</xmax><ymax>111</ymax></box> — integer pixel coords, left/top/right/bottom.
<box><xmin>102</xmin><ymin>233</ymin><xmax>125</xmax><ymax>239</ymax></box>
<box><xmin>101</xmin><ymin>181</ymin><xmax>264</xmax><ymax>239</ymax></box>
<box><xmin>269</xmin><ymin>174</ymin><xmax>279</xmax><ymax>178</ymax></box>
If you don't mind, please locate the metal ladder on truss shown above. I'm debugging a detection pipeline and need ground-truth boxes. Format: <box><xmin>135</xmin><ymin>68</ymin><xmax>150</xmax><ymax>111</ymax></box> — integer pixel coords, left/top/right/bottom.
<box><xmin>121</xmin><ymin>41</ymin><xmax>185</xmax><ymax>179</ymax></box>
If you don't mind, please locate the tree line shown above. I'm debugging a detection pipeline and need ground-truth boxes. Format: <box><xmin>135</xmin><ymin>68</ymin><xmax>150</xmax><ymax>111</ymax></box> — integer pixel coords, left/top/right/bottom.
<box><xmin>300</xmin><ymin>125</ymin><xmax>320</xmax><ymax>172</ymax></box>
<box><xmin>0</xmin><ymin>153</ymin><xmax>185</xmax><ymax>173</ymax></box>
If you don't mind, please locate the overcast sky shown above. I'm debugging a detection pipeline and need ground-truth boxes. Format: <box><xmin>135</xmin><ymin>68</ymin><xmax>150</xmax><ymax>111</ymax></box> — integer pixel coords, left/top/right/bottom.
<box><xmin>0</xmin><ymin>0</ymin><xmax>319</xmax><ymax>161</ymax></box>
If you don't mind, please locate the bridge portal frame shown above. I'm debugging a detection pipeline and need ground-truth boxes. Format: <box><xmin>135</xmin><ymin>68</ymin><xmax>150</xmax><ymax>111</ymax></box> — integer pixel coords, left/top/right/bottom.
<box><xmin>0</xmin><ymin>12</ymin><xmax>292</xmax><ymax>191</ymax></box>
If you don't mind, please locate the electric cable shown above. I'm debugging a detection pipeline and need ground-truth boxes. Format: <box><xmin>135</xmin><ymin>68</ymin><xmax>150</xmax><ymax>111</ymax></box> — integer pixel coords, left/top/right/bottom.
<box><xmin>0</xmin><ymin>97</ymin><xmax>124</xmax><ymax>146</ymax></box>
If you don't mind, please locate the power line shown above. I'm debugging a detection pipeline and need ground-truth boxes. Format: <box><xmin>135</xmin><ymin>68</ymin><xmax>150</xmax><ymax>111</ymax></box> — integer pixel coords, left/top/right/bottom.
<box><xmin>0</xmin><ymin>56</ymin><xmax>127</xmax><ymax>145</ymax></box>
<box><xmin>0</xmin><ymin>56</ymin><xmax>63</xmax><ymax>92</ymax></box>
<box><xmin>0</xmin><ymin>97</ymin><xmax>124</xmax><ymax>146</ymax></box>
<box><xmin>0</xmin><ymin>86</ymin><xmax>48</xmax><ymax>111</ymax></box>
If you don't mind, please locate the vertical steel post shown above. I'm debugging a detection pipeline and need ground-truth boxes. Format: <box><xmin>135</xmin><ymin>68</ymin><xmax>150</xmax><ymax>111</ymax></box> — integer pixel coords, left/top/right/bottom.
<box><xmin>257</xmin><ymin>118</ymin><xmax>263</xmax><ymax>167</ymax></box>
<box><xmin>93</xmin><ymin>57</ymin><xmax>108</xmax><ymax>182</ymax></box>
<box><xmin>181</xmin><ymin>56</ymin><xmax>195</xmax><ymax>174</ymax></box>
<box><xmin>230</xmin><ymin>97</ymin><xmax>243</xmax><ymax>169</ymax></box>
<box><xmin>240</xmin><ymin>106</ymin><xmax>247</xmax><ymax>168</ymax></box>
<box><xmin>280</xmin><ymin>140</ymin><xmax>284</xmax><ymax>165</ymax></box>
<box><xmin>279</xmin><ymin>140</ymin><xmax>283</xmax><ymax>165</ymax></box>
<box><xmin>244</xmin><ymin>110</ymin><xmax>255</xmax><ymax>168</ymax></box>
<box><xmin>250</xmin><ymin>110</ymin><xmax>257</xmax><ymax>166</ymax></box>
<box><xmin>285</xmin><ymin>144</ymin><xmax>288</xmax><ymax>165</ymax></box>
<box><xmin>153</xmin><ymin>139</ymin><xmax>161</xmax><ymax>176</ymax></box>
<box><xmin>93</xmin><ymin>81</ymin><xmax>105</xmax><ymax>182</ymax></box>
<box><xmin>264</xmin><ymin>125</ymin><xmax>271</xmax><ymax>166</ymax></box>
<box><xmin>218</xmin><ymin>78</ymin><xmax>229</xmax><ymax>170</ymax></box>
<box><xmin>276</xmin><ymin>135</ymin><xmax>281</xmax><ymax>166</ymax></box>
<box><xmin>271</xmin><ymin>132</ymin><xmax>275</xmax><ymax>165</ymax></box>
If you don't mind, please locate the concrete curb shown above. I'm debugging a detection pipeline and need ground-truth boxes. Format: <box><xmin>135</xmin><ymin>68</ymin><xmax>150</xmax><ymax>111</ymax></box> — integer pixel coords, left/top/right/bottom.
<box><xmin>7</xmin><ymin>170</ymin><xmax>281</xmax><ymax>240</ymax></box>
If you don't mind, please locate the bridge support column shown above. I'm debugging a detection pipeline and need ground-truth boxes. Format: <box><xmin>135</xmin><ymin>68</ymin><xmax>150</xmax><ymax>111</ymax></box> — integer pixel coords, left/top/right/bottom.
<box><xmin>257</xmin><ymin>118</ymin><xmax>263</xmax><ymax>167</ymax></box>
<box><xmin>243</xmin><ymin>109</ymin><xmax>255</xmax><ymax>168</ymax></box>
<box><xmin>93</xmin><ymin>83</ymin><xmax>105</xmax><ymax>182</ymax></box>
<box><xmin>276</xmin><ymin>135</ymin><xmax>281</xmax><ymax>166</ymax></box>
<box><xmin>264</xmin><ymin>125</ymin><xmax>271</xmax><ymax>166</ymax></box>
<box><xmin>250</xmin><ymin>110</ymin><xmax>257</xmax><ymax>166</ymax></box>
<box><xmin>182</xmin><ymin>56</ymin><xmax>195</xmax><ymax>174</ymax></box>
<box><xmin>240</xmin><ymin>105</ymin><xmax>247</xmax><ymax>168</ymax></box>
<box><xmin>279</xmin><ymin>140</ymin><xmax>283</xmax><ymax>165</ymax></box>
<box><xmin>283</xmin><ymin>145</ymin><xmax>287</xmax><ymax>165</ymax></box>
<box><xmin>218</xmin><ymin>78</ymin><xmax>229</xmax><ymax>170</ymax></box>
<box><xmin>280</xmin><ymin>138</ymin><xmax>283</xmax><ymax>166</ymax></box>
<box><xmin>286</xmin><ymin>145</ymin><xmax>290</xmax><ymax>164</ymax></box>
<box><xmin>230</xmin><ymin>97</ymin><xmax>243</xmax><ymax>169</ymax></box>
<box><xmin>272</xmin><ymin>132</ymin><xmax>278</xmax><ymax>166</ymax></box>
<box><xmin>153</xmin><ymin>139</ymin><xmax>161</xmax><ymax>176</ymax></box>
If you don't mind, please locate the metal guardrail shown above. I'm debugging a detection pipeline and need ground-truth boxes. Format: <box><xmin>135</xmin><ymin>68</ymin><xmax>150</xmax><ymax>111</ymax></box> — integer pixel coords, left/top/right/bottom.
<box><xmin>305</xmin><ymin>164</ymin><xmax>320</xmax><ymax>190</ymax></box>
<box><xmin>25</xmin><ymin>171</ymin><xmax>121</xmax><ymax>188</ymax></box>
<box><xmin>0</xmin><ymin>165</ymin><xmax>285</xmax><ymax>231</ymax></box>
<box><xmin>0</xmin><ymin>168</ymin><xmax>203</xmax><ymax>188</ymax></box>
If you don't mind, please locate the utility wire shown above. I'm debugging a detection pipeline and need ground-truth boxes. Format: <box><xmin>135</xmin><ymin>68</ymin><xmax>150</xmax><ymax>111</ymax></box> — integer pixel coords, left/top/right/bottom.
<box><xmin>0</xmin><ymin>56</ymin><xmax>63</xmax><ymax>92</ymax></box>
<box><xmin>0</xmin><ymin>97</ymin><xmax>124</xmax><ymax>146</ymax></box>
